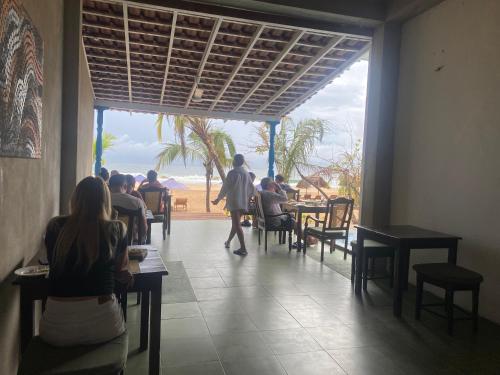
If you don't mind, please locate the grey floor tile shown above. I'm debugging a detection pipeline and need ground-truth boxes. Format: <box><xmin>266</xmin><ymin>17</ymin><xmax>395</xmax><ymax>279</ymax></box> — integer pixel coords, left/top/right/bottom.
<box><xmin>278</xmin><ymin>351</ymin><xmax>346</xmax><ymax>375</ymax></box>
<box><xmin>306</xmin><ymin>325</ymin><xmax>379</xmax><ymax>350</ymax></box>
<box><xmin>212</xmin><ymin>331</ymin><xmax>271</xmax><ymax>361</ymax></box>
<box><xmin>205</xmin><ymin>313</ymin><xmax>258</xmax><ymax>335</ymax></box>
<box><xmin>162</xmin><ymin>337</ymin><xmax>219</xmax><ymax>367</ymax></box>
<box><xmin>194</xmin><ymin>287</ymin><xmax>233</xmax><ymax>301</ymax></box>
<box><xmin>261</xmin><ymin>328</ymin><xmax>322</xmax><ymax>355</ymax></box>
<box><xmin>161</xmin><ymin>302</ymin><xmax>202</xmax><ymax>319</ymax></box>
<box><xmin>276</xmin><ymin>295</ymin><xmax>322</xmax><ymax>310</ymax></box>
<box><xmin>329</xmin><ymin>347</ymin><xmax>404</xmax><ymax>375</ymax></box>
<box><xmin>288</xmin><ymin>308</ymin><xmax>346</xmax><ymax>328</ymax></box>
<box><xmin>249</xmin><ymin>309</ymin><xmax>301</xmax><ymax>330</ymax></box>
<box><xmin>222</xmin><ymin>356</ymin><xmax>286</xmax><ymax>375</ymax></box>
<box><xmin>189</xmin><ymin>276</ymin><xmax>226</xmax><ymax>289</ymax></box>
<box><xmin>186</xmin><ymin>268</ymin><xmax>220</xmax><ymax>278</ymax></box>
<box><xmin>163</xmin><ymin>361</ymin><xmax>225</xmax><ymax>375</ymax></box>
<box><xmin>161</xmin><ymin>317</ymin><xmax>209</xmax><ymax>339</ymax></box>
<box><xmin>198</xmin><ymin>300</ymin><xmax>244</xmax><ymax>316</ymax></box>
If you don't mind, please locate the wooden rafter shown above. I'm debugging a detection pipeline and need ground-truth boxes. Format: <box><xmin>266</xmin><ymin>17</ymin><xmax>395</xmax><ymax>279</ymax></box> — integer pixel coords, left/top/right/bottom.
<box><xmin>160</xmin><ymin>11</ymin><xmax>177</xmax><ymax>105</ymax></box>
<box><xmin>122</xmin><ymin>3</ymin><xmax>132</xmax><ymax>101</ymax></box>
<box><xmin>233</xmin><ymin>30</ymin><xmax>305</xmax><ymax>112</ymax></box>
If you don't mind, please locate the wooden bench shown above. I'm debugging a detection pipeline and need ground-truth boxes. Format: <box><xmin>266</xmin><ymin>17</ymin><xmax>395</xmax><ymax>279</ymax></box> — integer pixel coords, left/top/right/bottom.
<box><xmin>18</xmin><ymin>332</ymin><xmax>128</xmax><ymax>375</ymax></box>
<box><xmin>174</xmin><ymin>197</ymin><xmax>188</xmax><ymax>211</ymax></box>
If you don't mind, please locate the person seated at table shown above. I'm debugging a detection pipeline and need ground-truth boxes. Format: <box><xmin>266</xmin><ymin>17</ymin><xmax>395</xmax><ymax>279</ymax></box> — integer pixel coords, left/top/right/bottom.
<box><xmin>99</xmin><ymin>167</ymin><xmax>110</xmax><ymax>183</ymax></box>
<box><xmin>139</xmin><ymin>170</ymin><xmax>164</xmax><ymax>190</ymax></box>
<box><xmin>241</xmin><ymin>172</ymin><xmax>257</xmax><ymax>227</ymax></box>
<box><xmin>261</xmin><ymin>177</ymin><xmax>301</xmax><ymax>247</ymax></box>
<box><xmin>125</xmin><ymin>174</ymin><xmax>144</xmax><ymax>201</ymax></box>
<box><xmin>109</xmin><ymin>174</ymin><xmax>147</xmax><ymax>239</ymax></box>
<box><xmin>275</xmin><ymin>174</ymin><xmax>297</xmax><ymax>194</ymax></box>
<box><xmin>39</xmin><ymin>176</ymin><xmax>132</xmax><ymax>346</ymax></box>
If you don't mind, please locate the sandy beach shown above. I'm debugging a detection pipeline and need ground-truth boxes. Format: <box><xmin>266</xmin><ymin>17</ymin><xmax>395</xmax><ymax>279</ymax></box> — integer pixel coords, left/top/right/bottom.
<box><xmin>167</xmin><ymin>183</ymin><xmax>341</xmax><ymax>220</ymax></box>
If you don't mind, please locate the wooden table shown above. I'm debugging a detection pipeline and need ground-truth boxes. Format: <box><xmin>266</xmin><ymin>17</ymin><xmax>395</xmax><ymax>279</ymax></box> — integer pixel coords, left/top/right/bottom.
<box><xmin>13</xmin><ymin>249</ymin><xmax>168</xmax><ymax>375</ymax></box>
<box><xmin>355</xmin><ymin>225</ymin><xmax>461</xmax><ymax>316</ymax></box>
<box><xmin>282</xmin><ymin>202</ymin><xmax>328</xmax><ymax>251</ymax></box>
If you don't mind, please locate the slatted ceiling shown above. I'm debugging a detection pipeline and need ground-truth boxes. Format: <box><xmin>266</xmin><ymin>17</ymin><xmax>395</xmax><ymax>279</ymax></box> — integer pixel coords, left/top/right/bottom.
<box><xmin>83</xmin><ymin>0</ymin><xmax>370</xmax><ymax>120</ymax></box>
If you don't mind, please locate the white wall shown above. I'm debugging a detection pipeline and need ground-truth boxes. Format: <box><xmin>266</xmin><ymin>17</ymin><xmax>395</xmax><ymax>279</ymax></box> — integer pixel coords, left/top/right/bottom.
<box><xmin>391</xmin><ymin>0</ymin><xmax>500</xmax><ymax>322</ymax></box>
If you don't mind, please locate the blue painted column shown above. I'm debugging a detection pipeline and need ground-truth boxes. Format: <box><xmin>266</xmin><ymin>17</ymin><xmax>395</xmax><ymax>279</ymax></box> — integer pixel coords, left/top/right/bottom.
<box><xmin>267</xmin><ymin>120</ymin><xmax>279</xmax><ymax>178</ymax></box>
<box><xmin>94</xmin><ymin>107</ymin><xmax>106</xmax><ymax>176</ymax></box>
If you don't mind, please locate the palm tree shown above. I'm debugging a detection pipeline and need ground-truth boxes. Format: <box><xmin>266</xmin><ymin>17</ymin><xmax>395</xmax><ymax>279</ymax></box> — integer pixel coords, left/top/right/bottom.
<box><xmin>156</xmin><ymin>128</ymin><xmax>235</xmax><ymax>212</ymax></box>
<box><xmin>93</xmin><ymin>132</ymin><xmax>117</xmax><ymax>165</ymax></box>
<box><xmin>255</xmin><ymin>117</ymin><xmax>327</xmax><ymax>181</ymax></box>
<box><xmin>156</xmin><ymin>114</ymin><xmax>233</xmax><ymax>181</ymax></box>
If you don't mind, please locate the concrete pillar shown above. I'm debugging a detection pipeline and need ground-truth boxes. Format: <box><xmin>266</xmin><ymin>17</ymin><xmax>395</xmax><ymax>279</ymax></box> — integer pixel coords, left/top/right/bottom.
<box><xmin>360</xmin><ymin>22</ymin><xmax>401</xmax><ymax>226</ymax></box>
<box><xmin>60</xmin><ymin>0</ymin><xmax>82</xmax><ymax>214</ymax></box>
<box><xmin>267</xmin><ymin>120</ymin><xmax>279</xmax><ymax>178</ymax></box>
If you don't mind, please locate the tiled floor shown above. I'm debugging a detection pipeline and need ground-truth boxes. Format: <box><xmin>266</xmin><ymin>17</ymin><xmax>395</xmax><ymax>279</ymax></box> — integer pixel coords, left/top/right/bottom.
<box><xmin>125</xmin><ymin>220</ymin><xmax>500</xmax><ymax>374</ymax></box>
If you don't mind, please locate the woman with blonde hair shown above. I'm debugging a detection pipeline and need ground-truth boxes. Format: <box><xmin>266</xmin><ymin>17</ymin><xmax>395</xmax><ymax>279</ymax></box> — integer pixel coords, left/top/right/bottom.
<box><xmin>40</xmin><ymin>176</ymin><xmax>131</xmax><ymax>346</ymax></box>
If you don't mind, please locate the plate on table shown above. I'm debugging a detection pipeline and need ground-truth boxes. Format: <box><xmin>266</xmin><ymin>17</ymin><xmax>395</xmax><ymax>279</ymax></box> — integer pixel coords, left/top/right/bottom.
<box><xmin>15</xmin><ymin>265</ymin><xmax>49</xmax><ymax>277</ymax></box>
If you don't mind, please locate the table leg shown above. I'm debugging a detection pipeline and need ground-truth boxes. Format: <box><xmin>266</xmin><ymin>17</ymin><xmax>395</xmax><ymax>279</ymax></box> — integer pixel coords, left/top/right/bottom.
<box><xmin>448</xmin><ymin>239</ymin><xmax>458</xmax><ymax>264</ymax></box>
<box><xmin>20</xmin><ymin>289</ymin><xmax>33</xmax><ymax>354</ymax></box>
<box><xmin>393</xmin><ymin>244</ymin><xmax>409</xmax><ymax>317</ymax></box>
<box><xmin>149</xmin><ymin>278</ymin><xmax>162</xmax><ymax>375</ymax></box>
<box><xmin>167</xmin><ymin>199</ymin><xmax>172</xmax><ymax>235</ymax></box>
<box><xmin>147</xmin><ymin>223</ymin><xmax>152</xmax><ymax>245</ymax></box>
<box><xmin>140</xmin><ymin>290</ymin><xmax>150</xmax><ymax>351</ymax></box>
<box><xmin>354</xmin><ymin>231</ymin><xmax>364</xmax><ymax>295</ymax></box>
<box><xmin>297</xmin><ymin>208</ymin><xmax>303</xmax><ymax>252</ymax></box>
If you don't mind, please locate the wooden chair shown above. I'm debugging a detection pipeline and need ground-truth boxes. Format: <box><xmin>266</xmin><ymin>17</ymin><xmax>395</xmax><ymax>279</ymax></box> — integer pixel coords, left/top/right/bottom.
<box><xmin>286</xmin><ymin>189</ymin><xmax>299</xmax><ymax>201</ymax></box>
<box><xmin>174</xmin><ymin>197</ymin><xmax>188</xmax><ymax>211</ymax></box>
<box><xmin>139</xmin><ymin>187</ymin><xmax>169</xmax><ymax>240</ymax></box>
<box><xmin>314</xmin><ymin>195</ymin><xmax>322</xmax><ymax>200</ymax></box>
<box><xmin>255</xmin><ymin>192</ymin><xmax>294</xmax><ymax>252</ymax></box>
<box><xmin>413</xmin><ymin>263</ymin><xmax>483</xmax><ymax>335</ymax></box>
<box><xmin>303</xmin><ymin>193</ymin><xmax>312</xmax><ymax>200</ymax></box>
<box><xmin>303</xmin><ymin>197</ymin><xmax>354</xmax><ymax>261</ymax></box>
<box><xmin>113</xmin><ymin>206</ymin><xmax>144</xmax><ymax>245</ymax></box>
<box><xmin>350</xmin><ymin>240</ymin><xmax>395</xmax><ymax>290</ymax></box>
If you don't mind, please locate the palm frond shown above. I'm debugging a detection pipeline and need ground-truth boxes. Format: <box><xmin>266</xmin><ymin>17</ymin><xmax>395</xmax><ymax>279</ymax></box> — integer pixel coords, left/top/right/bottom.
<box><xmin>155</xmin><ymin>113</ymin><xmax>165</xmax><ymax>142</ymax></box>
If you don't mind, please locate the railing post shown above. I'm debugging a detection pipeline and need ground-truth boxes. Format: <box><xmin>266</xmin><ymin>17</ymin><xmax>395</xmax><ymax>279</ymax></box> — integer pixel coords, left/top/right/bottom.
<box><xmin>267</xmin><ymin>120</ymin><xmax>279</xmax><ymax>178</ymax></box>
<box><xmin>94</xmin><ymin>106</ymin><xmax>106</xmax><ymax>176</ymax></box>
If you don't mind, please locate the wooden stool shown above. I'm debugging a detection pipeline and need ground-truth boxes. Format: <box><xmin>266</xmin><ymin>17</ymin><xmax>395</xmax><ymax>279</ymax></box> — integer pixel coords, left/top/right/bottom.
<box><xmin>413</xmin><ymin>263</ymin><xmax>483</xmax><ymax>335</ymax></box>
<box><xmin>18</xmin><ymin>332</ymin><xmax>128</xmax><ymax>375</ymax></box>
<box><xmin>351</xmin><ymin>240</ymin><xmax>395</xmax><ymax>290</ymax></box>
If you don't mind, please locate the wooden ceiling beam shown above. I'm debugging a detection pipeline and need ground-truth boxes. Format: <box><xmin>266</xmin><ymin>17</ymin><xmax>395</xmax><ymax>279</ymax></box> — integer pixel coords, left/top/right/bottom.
<box><xmin>185</xmin><ymin>17</ymin><xmax>223</xmax><ymax>107</ymax></box>
<box><xmin>233</xmin><ymin>30</ymin><xmax>304</xmax><ymax>111</ymax></box>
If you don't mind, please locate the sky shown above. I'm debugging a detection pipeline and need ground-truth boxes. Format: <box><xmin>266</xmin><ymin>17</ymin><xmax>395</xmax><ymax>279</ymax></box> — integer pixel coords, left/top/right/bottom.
<box><xmin>96</xmin><ymin>58</ymin><xmax>369</xmax><ymax>180</ymax></box>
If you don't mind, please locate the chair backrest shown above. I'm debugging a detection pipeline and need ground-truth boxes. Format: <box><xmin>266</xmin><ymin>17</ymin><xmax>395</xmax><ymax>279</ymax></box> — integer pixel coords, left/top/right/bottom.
<box><xmin>323</xmin><ymin>197</ymin><xmax>354</xmax><ymax>232</ymax></box>
<box><xmin>113</xmin><ymin>206</ymin><xmax>144</xmax><ymax>245</ymax></box>
<box><xmin>139</xmin><ymin>187</ymin><xmax>167</xmax><ymax>215</ymax></box>
<box><xmin>254</xmin><ymin>192</ymin><xmax>267</xmax><ymax>228</ymax></box>
<box><xmin>286</xmin><ymin>190</ymin><xmax>299</xmax><ymax>201</ymax></box>
<box><xmin>303</xmin><ymin>194</ymin><xmax>312</xmax><ymax>200</ymax></box>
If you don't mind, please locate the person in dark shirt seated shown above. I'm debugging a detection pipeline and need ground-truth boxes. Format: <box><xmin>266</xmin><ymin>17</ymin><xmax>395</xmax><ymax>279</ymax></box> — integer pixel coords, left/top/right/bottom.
<box><xmin>125</xmin><ymin>174</ymin><xmax>144</xmax><ymax>201</ymax></box>
<box><xmin>39</xmin><ymin>176</ymin><xmax>132</xmax><ymax>346</ymax></box>
<box><xmin>99</xmin><ymin>167</ymin><xmax>110</xmax><ymax>183</ymax></box>
<box><xmin>139</xmin><ymin>170</ymin><xmax>164</xmax><ymax>189</ymax></box>
<box><xmin>275</xmin><ymin>174</ymin><xmax>297</xmax><ymax>194</ymax></box>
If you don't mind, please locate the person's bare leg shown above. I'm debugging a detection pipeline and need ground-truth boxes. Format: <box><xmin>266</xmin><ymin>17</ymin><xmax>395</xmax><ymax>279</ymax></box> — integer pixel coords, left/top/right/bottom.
<box><xmin>226</xmin><ymin>225</ymin><xmax>236</xmax><ymax>248</ymax></box>
<box><xmin>231</xmin><ymin>211</ymin><xmax>247</xmax><ymax>255</ymax></box>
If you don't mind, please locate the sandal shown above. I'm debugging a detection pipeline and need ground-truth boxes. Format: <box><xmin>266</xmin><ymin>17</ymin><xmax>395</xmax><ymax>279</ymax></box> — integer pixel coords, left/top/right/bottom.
<box><xmin>233</xmin><ymin>249</ymin><xmax>248</xmax><ymax>256</ymax></box>
<box><xmin>224</xmin><ymin>241</ymin><xmax>230</xmax><ymax>249</ymax></box>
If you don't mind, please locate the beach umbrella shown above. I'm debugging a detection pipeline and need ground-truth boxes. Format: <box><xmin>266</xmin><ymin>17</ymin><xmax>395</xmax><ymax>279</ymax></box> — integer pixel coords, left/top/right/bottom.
<box><xmin>162</xmin><ymin>178</ymin><xmax>188</xmax><ymax>190</ymax></box>
<box><xmin>135</xmin><ymin>174</ymin><xmax>146</xmax><ymax>183</ymax></box>
<box><xmin>296</xmin><ymin>175</ymin><xmax>329</xmax><ymax>195</ymax></box>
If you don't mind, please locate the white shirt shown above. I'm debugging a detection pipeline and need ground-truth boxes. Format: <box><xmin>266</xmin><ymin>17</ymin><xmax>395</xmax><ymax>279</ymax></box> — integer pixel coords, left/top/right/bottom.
<box><xmin>217</xmin><ymin>166</ymin><xmax>256</xmax><ymax>212</ymax></box>
<box><xmin>260</xmin><ymin>189</ymin><xmax>288</xmax><ymax>226</ymax></box>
